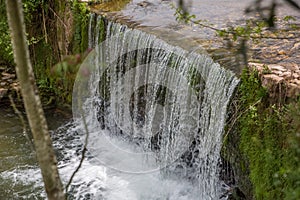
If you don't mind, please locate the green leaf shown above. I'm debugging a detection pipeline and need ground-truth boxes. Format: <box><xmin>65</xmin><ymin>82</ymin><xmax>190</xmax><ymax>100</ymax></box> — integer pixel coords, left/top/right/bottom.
<box><xmin>283</xmin><ymin>15</ymin><xmax>296</xmax><ymax>22</ymax></box>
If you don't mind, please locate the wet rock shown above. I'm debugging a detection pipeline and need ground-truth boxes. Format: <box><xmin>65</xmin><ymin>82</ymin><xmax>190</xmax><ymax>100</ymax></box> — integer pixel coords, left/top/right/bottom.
<box><xmin>0</xmin><ymin>66</ymin><xmax>20</xmax><ymax>103</ymax></box>
<box><xmin>262</xmin><ymin>74</ymin><xmax>284</xmax><ymax>87</ymax></box>
<box><xmin>280</xmin><ymin>62</ymin><xmax>299</xmax><ymax>71</ymax></box>
<box><xmin>0</xmin><ymin>66</ymin><xmax>6</xmax><ymax>72</ymax></box>
<box><xmin>279</xmin><ymin>71</ymin><xmax>292</xmax><ymax>78</ymax></box>
<box><xmin>287</xmin><ymin>83</ymin><xmax>300</xmax><ymax>97</ymax></box>
<box><xmin>292</xmin><ymin>79</ymin><xmax>300</xmax><ymax>85</ymax></box>
<box><xmin>227</xmin><ymin>187</ymin><xmax>247</xmax><ymax>200</ymax></box>
<box><xmin>291</xmin><ymin>42</ymin><xmax>300</xmax><ymax>52</ymax></box>
<box><xmin>249</xmin><ymin>62</ymin><xmax>300</xmax><ymax>98</ymax></box>
<box><xmin>1</xmin><ymin>76</ymin><xmax>10</xmax><ymax>81</ymax></box>
<box><xmin>292</xmin><ymin>73</ymin><xmax>299</xmax><ymax>79</ymax></box>
<box><xmin>0</xmin><ymin>88</ymin><xmax>8</xmax><ymax>98</ymax></box>
<box><xmin>278</xmin><ymin>50</ymin><xmax>287</xmax><ymax>55</ymax></box>
<box><xmin>269</xmin><ymin>65</ymin><xmax>286</xmax><ymax>72</ymax></box>
<box><xmin>137</xmin><ymin>1</ymin><xmax>153</xmax><ymax>7</ymax></box>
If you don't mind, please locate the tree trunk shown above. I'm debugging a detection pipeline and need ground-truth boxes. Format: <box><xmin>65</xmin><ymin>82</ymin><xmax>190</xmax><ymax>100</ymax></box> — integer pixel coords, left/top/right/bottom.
<box><xmin>5</xmin><ymin>0</ymin><xmax>65</xmax><ymax>199</ymax></box>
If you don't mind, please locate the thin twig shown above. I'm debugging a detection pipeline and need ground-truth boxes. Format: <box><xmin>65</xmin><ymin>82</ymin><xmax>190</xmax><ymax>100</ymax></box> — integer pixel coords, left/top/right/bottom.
<box><xmin>9</xmin><ymin>95</ymin><xmax>35</xmax><ymax>152</ymax></box>
<box><xmin>172</xmin><ymin>2</ymin><xmax>299</xmax><ymax>40</ymax></box>
<box><xmin>65</xmin><ymin>101</ymin><xmax>89</xmax><ymax>194</ymax></box>
<box><xmin>42</xmin><ymin>8</ymin><xmax>48</xmax><ymax>44</ymax></box>
<box><xmin>190</xmin><ymin>20</ymin><xmax>221</xmax><ymax>32</ymax></box>
<box><xmin>180</xmin><ymin>7</ymin><xmax>299</xmax><ymax>40</ymax></box>
<box><xmin>190</xmin><ymin>18</ymin><xmax>299</xmax><ymax>40</ymax></box>
<box><xmin>48</xmin><ymin>6</ymin><xmax>68</xmax><ymax>29</ymax></box>
<box><xmin>222</xmin><ymin>98</ymin><xmax>262</xmax><ymax>145</ymax></box>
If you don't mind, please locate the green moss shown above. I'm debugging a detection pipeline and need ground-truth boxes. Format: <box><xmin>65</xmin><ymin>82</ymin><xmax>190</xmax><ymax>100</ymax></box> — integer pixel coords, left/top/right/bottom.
<box><xmin>38</xmin><ymin>1</ymin><xmax>91</xmax><ymax>105</ymax></box>
<box><xmin>238</xmin><ymin>68</ymin><xmax>300</xmax><ymax>199</ymax></box>
<box><xmin>72</xmin><ymin>1</ymin><xmax>89</xmax><ymax>54</ymax></box>
<box><xmin>0</xmin><ymin>2</ymin><xmax>13</xmax><ymax>66</ymax></box>
<box><xmin>97</xmin><ymin>16</ymin><xmax>106</xmax><ymax>44</ymax></box>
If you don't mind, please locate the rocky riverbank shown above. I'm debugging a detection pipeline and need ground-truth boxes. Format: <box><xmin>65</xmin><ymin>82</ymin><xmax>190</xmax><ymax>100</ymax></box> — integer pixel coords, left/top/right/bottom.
<box><xmin>249</xmin><ymin>27</ymin><xmax>300</xmax><ymax>99</ymax></box>
<box><xmin>249</xmin><ymin>62</ymin><xmax>300</xmax><ymax>98</ymax></box>
<box><xmin>0</xmin><ymin>66</ymin><xmax>20</xmax><ymax>105</ymax></box>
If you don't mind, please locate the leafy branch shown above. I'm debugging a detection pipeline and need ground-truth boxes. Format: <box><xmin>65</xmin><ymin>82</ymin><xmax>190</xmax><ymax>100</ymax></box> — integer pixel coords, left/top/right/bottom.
<box><xmin>172</xmin><ymin>3</ymin><xmax>299</xmax><ymax>42</ymax></box>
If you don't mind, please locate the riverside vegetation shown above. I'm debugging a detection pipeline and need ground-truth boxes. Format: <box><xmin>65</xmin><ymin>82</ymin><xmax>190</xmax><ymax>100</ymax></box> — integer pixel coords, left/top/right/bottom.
<box><xmin>1</xmin><ymin>0</ymin><xmax>300</xmax><ymax>199</ymax></box>
<box><xmin>0</xmin><ymin>0</ymin><xmax>90</xmax><ymax>105</ymax></box>
<box><xmin>235</xmin><ymin>68</ymin><xmax>300</xmax><ymax>199</ymax></box>
<box><xmin>175</xmin><ymin>1</ymin><xmax>300</xmax><ymax>198</ymax></box>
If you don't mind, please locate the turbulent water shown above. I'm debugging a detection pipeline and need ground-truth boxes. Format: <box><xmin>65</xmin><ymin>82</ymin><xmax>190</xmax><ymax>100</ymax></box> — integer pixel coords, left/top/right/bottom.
<box><xmin>0</xmin><ymin>14</ymin><xmax>239</xmax><ymax>200</ymax></box>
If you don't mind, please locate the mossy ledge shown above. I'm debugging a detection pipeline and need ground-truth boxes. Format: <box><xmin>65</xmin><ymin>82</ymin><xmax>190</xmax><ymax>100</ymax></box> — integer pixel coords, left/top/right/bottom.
<box><xmin>223</xmin><ymin>67</ymin><xmax>300</xmax><ymax>200</ymax></box>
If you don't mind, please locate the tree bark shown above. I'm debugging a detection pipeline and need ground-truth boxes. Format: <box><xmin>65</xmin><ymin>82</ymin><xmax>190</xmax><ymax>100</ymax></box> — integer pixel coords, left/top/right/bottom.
<box><xmin>5</xmin><ymin>0</ymin><xmax>65</xmax><ymax>199</ymax></box>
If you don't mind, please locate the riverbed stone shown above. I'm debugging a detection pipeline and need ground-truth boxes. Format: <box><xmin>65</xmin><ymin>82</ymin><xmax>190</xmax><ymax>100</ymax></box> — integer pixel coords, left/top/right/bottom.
<box><xmin>269</xmin><ymin>65</ymin><xmax>286</xmax><ymax>72</ymax></box>
<box><xmin>280</xmin><ymin>71</ymin><xmax>292</xmax><ymax>77</ymax></box>
<box><xmin>0</xmin><ymin>67</ymin><xmax>20</xmax><ymax>103</ymax></box>
<box><xmin>249</xmin><ymin>62</ymin><xmax>300</xmax><ymax>98</ymax></box>
<box><xmin>291</xmin><ymin>42</ymin><xmax>300</xmax><ymax>51</ymax></box>
<box><xmin>293</xmin><ymin>73</ymin><xmax>300</xmax><ymax>79</ymax></box>
<box><xmin>0</xmin><ymin>88</ymin><xmax>8</xmax><ymax>98</ymax></box>
<box><xmin>0</xmin><ymin>66</ymin><xmax>6</xmax><ymax>72</ymax></box>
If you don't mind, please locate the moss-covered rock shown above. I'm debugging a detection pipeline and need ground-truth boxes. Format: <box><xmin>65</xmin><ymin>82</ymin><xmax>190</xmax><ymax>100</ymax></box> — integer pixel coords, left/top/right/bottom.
<box><xmin>224</xmin><ymin>67</ymin><xmax>300</xmax><ymax>200</ymax></box>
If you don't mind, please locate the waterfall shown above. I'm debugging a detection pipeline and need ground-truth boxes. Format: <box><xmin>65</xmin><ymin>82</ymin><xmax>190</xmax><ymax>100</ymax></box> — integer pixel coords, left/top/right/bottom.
<box><xmin>72</xmin><ymin>15</ymin><xmax>240</xmax><ymax>199</ymax></box>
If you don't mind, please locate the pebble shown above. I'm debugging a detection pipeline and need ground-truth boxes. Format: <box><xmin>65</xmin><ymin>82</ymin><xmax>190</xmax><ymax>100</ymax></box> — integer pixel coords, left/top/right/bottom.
<box><xmin>251</xmin><ymin>61</ymin><xmax>300</xmax><ymax>98</ymax></box>
<box><xmin>278</xmin><ymin>50</ymin><xmax>286</xmax><ymax>55</ymax></box>
<box><xmin>1</xmin><ymin>72</ymin><xmax>15</xmax><ymax>81</ymax></box>
<box><xmin>283</xmin><ymin>63</ymin><xmax>299</xmax><ymax>71</ymax></box>
<box><xmin>287</xmin><ymin>84</ymin><xmax>300</xmax><ymax>97</ymax></box>
<box><xmin>1</xmin><ymin>72</ymin><xmax>10</xmax><ymax>76</ymax></box>
<box><xmin>137</xmin><ymin>1</ymin><xmax>153</xmax><ymax>7</ymax></box>
<box><xmin>269</xmin><ymin>65</ymin><xmax>286</xmax><ymax>71</ymax></box>
<box><xmin>11</xmin><ymin>82</ymin><xmax>19</xmax><ymax>87</ymax></box>
<box><xmin>2</xmin><ymin>76</ymin><xmax>10</xmax><ymax>81</ymax></box>
<box><xmin>291</xmin><ymin>42</ymin><xmax>300</xmax><ymax>51</ymax></box>
<box><xmin>292</xmin><ymin>73</ymin><xmax>300</xmax><ymax>79</ymax></box>
<box><xmin>263</xmin><ymin>74</ymin><xmax>284</xmax><ymax>83</ymax></box>
<box><xmin>0</xmin><ymin>67</ymin><xmax>20</xmax><ymax>100</ymax></box>
<box><xmin>0</xmin><ymin>88</ymin><xmax>8</xmax><ymax>98</ymax></box>
<box><xmin>248</xmin><ymin>25</ymin><xmax>300</xmax><ymax>98</ymax></box>
<box><xmin>280</xmin><ymin>71</ymin><xmax>292</xmax><ymax>77</ymax></box>
<box><xmin>273</xmin><ymin>70</ymin><xmax>283</xmax><ymax>76</ymax></box>
<box><xmin>292</xmin><ymin>79</ymin><xmax>300</xmax><ymax>85</ymax></box>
